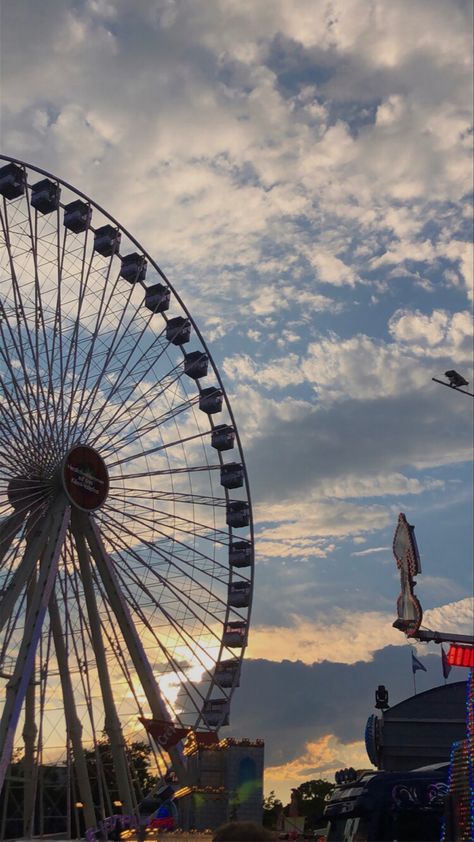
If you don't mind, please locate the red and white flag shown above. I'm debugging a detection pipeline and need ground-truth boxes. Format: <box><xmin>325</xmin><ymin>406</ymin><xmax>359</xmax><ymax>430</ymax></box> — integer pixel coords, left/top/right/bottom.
<box><xmin>139</xmin><ymin>717</ymin><xmax>190</xmax><ymax>749</ymax></box>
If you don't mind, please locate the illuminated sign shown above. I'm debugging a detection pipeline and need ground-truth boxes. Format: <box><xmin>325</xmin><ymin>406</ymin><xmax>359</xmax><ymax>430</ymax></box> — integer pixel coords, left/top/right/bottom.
<box><xmin>392</xmin><ymin>513</ymin><xmax>423</xmax><ymax>637</ymax></box>
<box><xmin>447</xmin><ymin>645</ymin><xmax>474</xmax><ymax>668</ymax></box>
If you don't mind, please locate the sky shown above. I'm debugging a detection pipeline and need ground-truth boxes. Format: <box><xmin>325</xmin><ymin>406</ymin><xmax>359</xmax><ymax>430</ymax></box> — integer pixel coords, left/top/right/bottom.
<box><xmin>0</xmin><ymin>0</ymin><xmax>473</xmax><ymax>805</ymax></box>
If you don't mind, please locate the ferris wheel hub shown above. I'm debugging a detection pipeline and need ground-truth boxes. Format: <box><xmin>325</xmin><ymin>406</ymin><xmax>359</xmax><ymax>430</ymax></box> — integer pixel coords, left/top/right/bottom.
<box><xmin>62</xmin><ymin>445</ymin><xmax>109</xmax><ymax>511</ymax></box>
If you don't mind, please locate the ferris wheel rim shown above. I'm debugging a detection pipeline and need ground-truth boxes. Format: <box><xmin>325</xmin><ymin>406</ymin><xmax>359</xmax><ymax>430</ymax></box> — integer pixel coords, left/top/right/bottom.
<box><xmin>0</xmin><ymin>154</ymin><xmax>255</xmax><ymax>817</ymax></box>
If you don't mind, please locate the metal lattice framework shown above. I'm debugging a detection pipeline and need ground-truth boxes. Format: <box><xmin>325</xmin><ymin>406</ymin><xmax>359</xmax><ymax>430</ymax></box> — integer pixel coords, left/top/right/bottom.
<box><xmin>0</xmin><ymin>155</ymin><xmax>253</xmax><ymax>835</ymax></box>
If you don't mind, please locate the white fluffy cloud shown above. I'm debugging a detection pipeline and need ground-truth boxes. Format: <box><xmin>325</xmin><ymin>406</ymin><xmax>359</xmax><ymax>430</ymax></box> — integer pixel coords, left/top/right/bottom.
<box><xmin>1</xmin><ymin>0</ymin><xmax>471</xmax><ymax>308</ymax></box>
<box><xmin>247</xmin><ymin>598</ymin><xmax>473</xmax><ymax>666</ymax></box>
<box><xmin>247</xmin><ymin>609</ymin><xmax>403</xmax><ymax>664</ymax></box>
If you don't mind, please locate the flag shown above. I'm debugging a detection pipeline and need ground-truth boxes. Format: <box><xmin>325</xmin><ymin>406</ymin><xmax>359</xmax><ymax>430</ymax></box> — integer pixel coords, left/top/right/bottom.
<box><xmin>441</xmin><ymin>645</ymin><xmax>452</xmax><ymax>679</ymax></box>
<box><xmin>139</xmin><ymin>717</ymin><xmax>191</xmax><ymax>749</ymax></box>
<box><xmin>411</xmin><ymin>650</ymin><xmax>427</xmax><ymax>674</ymax></box>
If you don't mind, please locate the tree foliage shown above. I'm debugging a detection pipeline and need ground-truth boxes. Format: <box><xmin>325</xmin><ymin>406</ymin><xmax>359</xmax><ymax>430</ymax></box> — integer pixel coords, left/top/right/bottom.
<box><xmin>262</xmin><ymin>790</ymin><xmax>283</xmax><ymax>828</ymax></box>
<box><xmin>83</xmin><ymin>738</ymin><xmax>159</xmax><ymax>807</ymax></box>
<box><xmin>290</xmin><ymin>779</ymin><xmax>334</xmax><ymax>826</ymax></box>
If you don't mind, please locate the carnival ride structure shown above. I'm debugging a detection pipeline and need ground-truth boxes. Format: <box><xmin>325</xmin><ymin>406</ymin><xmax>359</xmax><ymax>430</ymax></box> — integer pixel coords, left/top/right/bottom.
<box><xmin>0</xmin><ymin>156</ymin><xmax>254</xmax><ymax>834</ymax></box>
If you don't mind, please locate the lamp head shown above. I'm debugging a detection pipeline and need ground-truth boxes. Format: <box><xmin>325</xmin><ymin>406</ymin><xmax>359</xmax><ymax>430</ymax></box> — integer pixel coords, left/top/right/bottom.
<box><xmin>445</xmin><ymin>369</ymin><xmax>469</xmax><ymax>388</ymax></box>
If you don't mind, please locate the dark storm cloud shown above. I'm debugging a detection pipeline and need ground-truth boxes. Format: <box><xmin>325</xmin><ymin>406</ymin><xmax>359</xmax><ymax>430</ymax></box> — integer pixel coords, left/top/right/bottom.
<box><xmin>228</xmin><ymin>646</ymin><xmax>460</xmax><ymax>766</ymax></box>
<box><xmin>245</xmin><ymin>388</ymin><xmax>472</xmax><ymax>504</ymax></box>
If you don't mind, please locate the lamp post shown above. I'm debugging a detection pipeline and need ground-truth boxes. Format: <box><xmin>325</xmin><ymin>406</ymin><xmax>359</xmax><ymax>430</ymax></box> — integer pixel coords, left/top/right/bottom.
<box><xmin>432</xmin><ymin>369</ymin><xmax>474</xmax><ymax>397</ymax></box>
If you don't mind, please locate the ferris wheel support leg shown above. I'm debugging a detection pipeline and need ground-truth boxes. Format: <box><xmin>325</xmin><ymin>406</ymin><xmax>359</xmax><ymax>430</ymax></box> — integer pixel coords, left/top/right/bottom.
<box><xmin>49</xmin><ymin>592</ymin><xmax>97</xmax><ymax>832</ymax></box>
<box><xmin>22</xmin><ymin>574</ymin><xmax>37</xmax><ymax>840</ymax></box>
<box><xmin>80</xmin><ymin>514</ymin><xmax>189</xmax><ymax>786</ymax></box>
<box><xmin>0</xmin><ymin>503</ymin><xmax>70</xmax><ymax>795</ymax></box>
<box><xmin>0</xmin><ymin>514</ymin><xmax>50</xmax><ymax>635</ymax></box>
<box><xmin>71</xmin><ymin>513</ymin><xmax>136</xmax><ymax>818</ymax></box>
<box><xmin>0</xmin><ymin>509</ymin><xmax>25</xmax><ymax>566</ymax></box>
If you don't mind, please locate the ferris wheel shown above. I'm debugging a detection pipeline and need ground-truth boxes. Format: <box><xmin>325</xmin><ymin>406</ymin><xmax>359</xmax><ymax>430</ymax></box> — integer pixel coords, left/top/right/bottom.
<box><xmin>0</xmin><ymin>155</ymin><xmax>253</xmax><ymax>832</ymax></box>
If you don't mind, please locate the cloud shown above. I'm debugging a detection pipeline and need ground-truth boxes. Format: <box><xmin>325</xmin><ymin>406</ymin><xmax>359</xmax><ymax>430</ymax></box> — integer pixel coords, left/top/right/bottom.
<box><xmin>1</xmin><ymin>0</ymin><xmax>472</xmax><ymax>320</ymax></box>
<box><xmin>241</xmin><ymin>387</ymin><xmax>472</xmax><ymax>509</ymax></box>
<box><xmin>305</xmin><ymin>248</ymin><xmax>359</xmax><ymax>287</ymax></box>
<box><xmin>351</xmin><ymin>546</ymin><xmax>391</xmax><ymax>557</ymax></box>
<box><xmin>422</xmin><ymin>596</ymin><xmax>474</xmax><ymax>637</ymax></box>
<box><xmin>388</xmin><ymin>309</ymin><xmax>473</xmax><ymax>357</ymax></box>
<box><xmin>247</xmin><ymin>610</ymin><xmax>402</xmax><ymax>665</ymax></box>
<box><xmin>265</xmin><ymin>735</ymin><xmax>369</xmax><ymax>800</ymax></box>
<box><xmin>230</xmin><ymin>642</ymin><xmax>459</xmax><ymax>774</ymax></box>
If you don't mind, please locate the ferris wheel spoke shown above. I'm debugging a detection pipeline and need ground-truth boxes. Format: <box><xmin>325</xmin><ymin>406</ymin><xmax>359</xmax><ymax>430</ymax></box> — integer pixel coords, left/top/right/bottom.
<box><xmin>103</xmin><ymin>495</ymin><xmax>241</xmax><ymax>580</ymax></box>
<box><xmin>43</xmin><ymin>218</ymin><xmax>73</xmax><ymax>450</ymax></box>
<box><xmin>0</xmin><ymin>502</ymin><xmax>69</xmax><ymax>793</ymax></box>
<box><xmin>76</xmin><ymin>512</ymin><xmax>189</xmax><ymax>783</ymax></box>
<box><xmin>101</xmin><ymin>511</ymin><xmax>232</xmax><ymax>632</ymax></box>
<box><xmin>110</xmin><ymin>463</ymin><xmax>221</xmax><ymax>481</ymax></box>
<box><xmin>26</xmin><ymin>200</ymin><xmax>64</xmax><ymax>442</ymax></box>
<box><xmin>107</xmin><ymin>429</ymin><xmax>218</xmax><ymax>470</ymax></box>
<box><xmin>101</xmin><ymin>510</ymin><xmax>229</xmax><ymax>588</ymax></box>
<box><xmin>99</xmin><ymin>394</ymin><xmax>205</xmax><ymax>463</ymax></box>
<box><xmin>48</xmin><ymin>590</ymin><xmax>96</xmax><ymax>830</ymax></box>
<box><xmin>60</xmin><ymin>536</ymin><xmax>172</xmax><ymax>774</ymax></box>
<box><xmin>1</xmin><ymin>203</ymin><xmax>62</xmax><ymax>456</ymax></box>
<box><xmin>0</xmin><ymin>207</ymin><xmax>45</xmax><ymax>441</ymax></box>
<box><xmin>0</xmin><ymin>322</ymin><xmax>45</xmax><ymax>456</ymax></box>
<box><xmin>101</xmin><ymin>502</ymin><xmax>227</xmax><ymax>562</ymax></box>
<box><xmin>88</xmin><ymin>545</ymin><xmax>205</xmax><ymax>724</ymax></box>
<box><xmin>89</xmin><ymin>362</ymin><xmax>185</xmax><ymax>454</ymax></box>
<box><xmin>80</xmin><ymin>310</ymin><xmax>171</xmax><ymax>443</ymax></box>
<box><xmin>0</xmin><ymin>510</ymin><xmax>26</xmax><ymax>569</ymax></box>
<box><xmin>0</xmin><ymin>509</ymin><xmax>55</xmax><ymax>635</ymax></box>
<box><xmin>64</xmin><ymin>256</ymin><xmax>126</xmax><ymax>445</ymax></box>
<box><xmin>58</xmin><ymin>236</ymin><xmax>96</xmax><ymax>445</ymax></box>
<box><xmin>106</xmin><ymin>488</ymin><xmax>229</xmax><ymax>556</ymax></box>
<box><xmin>104</xmin><ymin>494</ymin><xmax>229</xmax><ymax>542</ymax></box>
<box><xmin>0</xmin><ymin>438</ymin><xmax>38</xmax><ymax>478</ymax></box>
<box><xmin>94</xmin><ymin>524</ymin><xmax>217</xmax><ymax>719</ymax></box>
<box><xmin>27</xmin><ymin>201</ymin><xmax>66</xmax><ymax>447</ymax></box>
<box><xmin>0</xmin><ymin>374</ymin><xmax>43</xmax><ymax>462</ymax></box>
<box><xmin>66</xmin><ymin>264</ymin><xmax>147</xmax><ymax>445</ymax></box>
<box><xmin>70</xmin><ymin>514</ymin><xmax>137</xmax><ymax>815</ymax></box>
<box><xmin>57</xmin><ymin>541</ymin><xmax>116</xmax><ymax>800</ymax></box>
<box><xmin>0</xmin><ymin>318</ymin><xmax>60</xmax><ymax>470</ymax></box>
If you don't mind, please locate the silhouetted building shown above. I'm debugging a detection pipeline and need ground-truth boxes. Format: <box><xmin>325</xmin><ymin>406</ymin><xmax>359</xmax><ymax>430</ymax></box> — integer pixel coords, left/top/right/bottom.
<box><xmin>176</xmin><ymin>737</ymin><xmax>264</xmax><ymax>830</ymax></box>
<box><xmin>365</xmin><ymin>681</ymin><xmax>467</xmax><ymax>770</ymax></box>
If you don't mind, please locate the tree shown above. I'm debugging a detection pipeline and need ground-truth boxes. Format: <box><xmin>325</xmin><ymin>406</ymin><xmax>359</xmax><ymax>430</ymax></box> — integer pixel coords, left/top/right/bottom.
<box><xmin>262</xmin><ymin>790</ymin><xmax>283</xmax><ymax>829</ymax></box>
<box><xmin>83</xmin><ymin>738</ymin><xmax>159</xmax><ymax>810</ymax></box>
<box><xmin>289</xmin><ymin>779</ymin><xmax>334</xmax><ymax>829</ymax></box>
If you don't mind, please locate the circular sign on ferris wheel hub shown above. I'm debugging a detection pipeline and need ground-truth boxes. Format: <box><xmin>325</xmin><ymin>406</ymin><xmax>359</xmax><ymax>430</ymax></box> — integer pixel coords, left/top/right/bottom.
<box><xmin>62</xmin><ymin>445</ymin><xmax>109</xmax><ymax>511</ymax></box>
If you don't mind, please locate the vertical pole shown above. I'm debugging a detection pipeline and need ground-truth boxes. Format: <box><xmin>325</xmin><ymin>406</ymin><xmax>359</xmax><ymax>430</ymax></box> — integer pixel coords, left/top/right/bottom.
<box><xmin>81</xmin><ymin>514</ymin><xmax>189</xmax><ymax>785</ymax></box>
<box><xmin>22</xmin><ymin>574</ymin><xmax>38</xmax><ymax>839</ymax></box>
<box><xmin>71</xmin><ymin>513</ymin><xmax>135</xmax><ymax>817</ymax></box>
<box><xmin>0</xmin><ymin>510</ymin><xmax>25</xmax><ymax>566</ymax></box>
<box><xmin>49</xmin><ymin>591</ymin><xmax>97</xmax><ymax>832</ymax></box>
<box><xmin>0</xmin><ymin>504</ymin><xmax>70</xmax><ymax>793</ymax></box>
